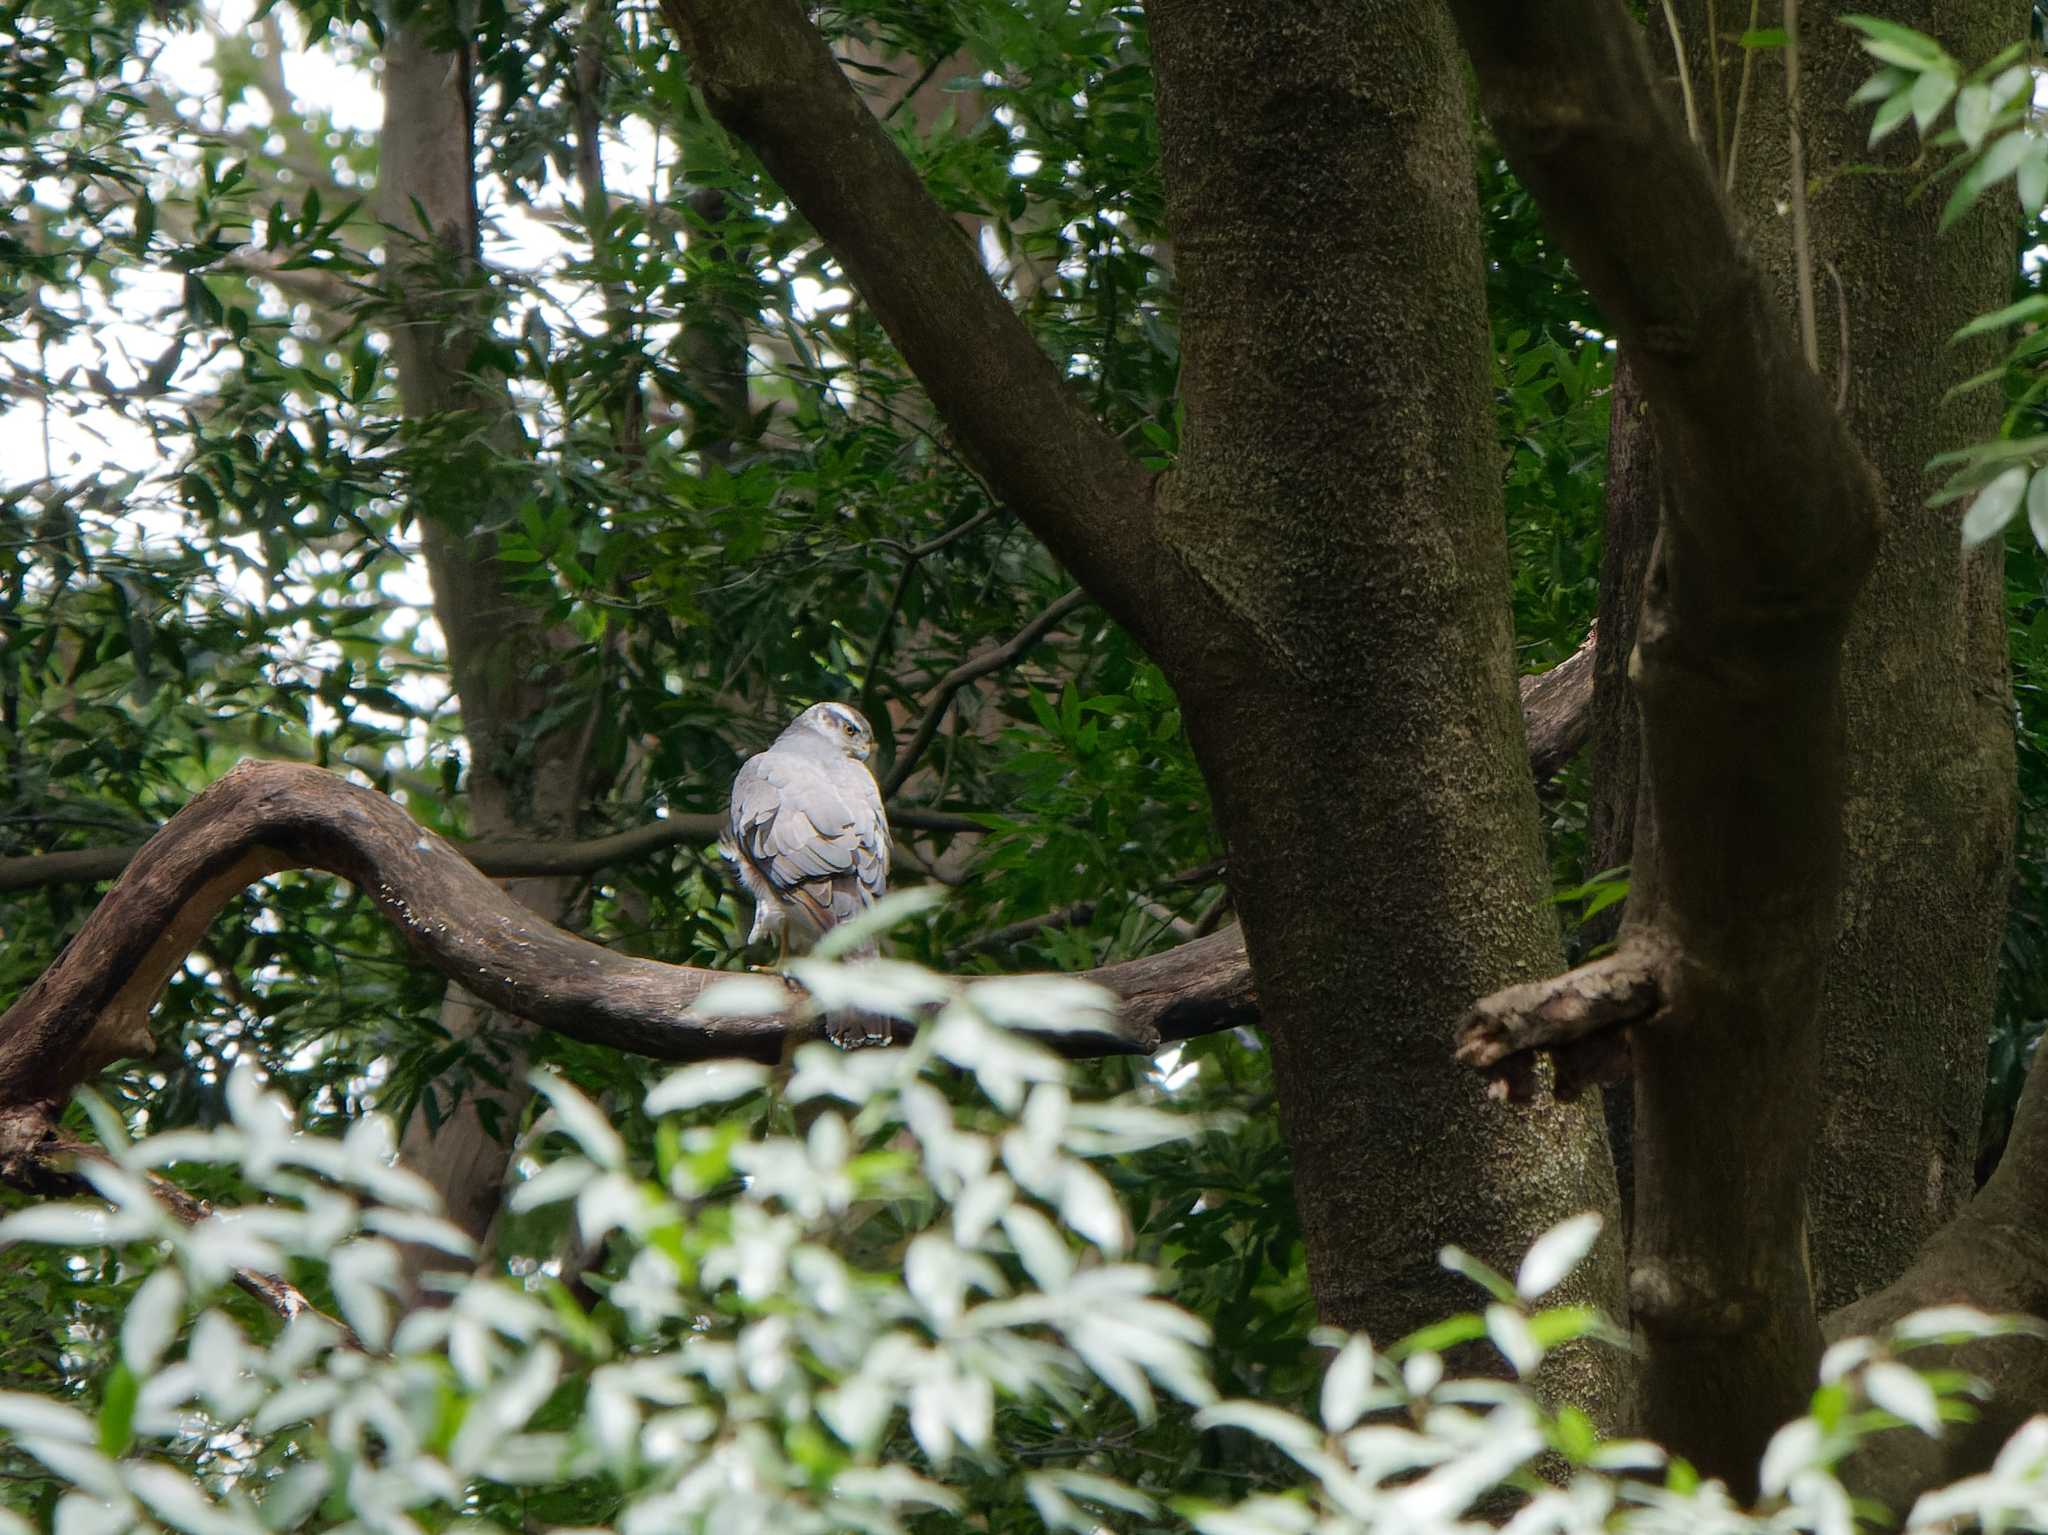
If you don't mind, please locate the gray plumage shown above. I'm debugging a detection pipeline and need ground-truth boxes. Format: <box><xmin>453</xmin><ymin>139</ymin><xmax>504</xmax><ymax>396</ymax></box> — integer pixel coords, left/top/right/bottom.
<box><xmin>720</xmin><ymin>702</ymin><xmax>891</xmax><ymax>1046</ymax></box>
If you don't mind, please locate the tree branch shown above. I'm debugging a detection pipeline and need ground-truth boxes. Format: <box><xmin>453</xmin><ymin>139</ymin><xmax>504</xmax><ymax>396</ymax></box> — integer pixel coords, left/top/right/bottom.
<box><xmin>0</xmin><ymin>622</ymin><xmax>1596</xmax><ymax>1099</ymax></box>
<box><xmin>1454</xmin><ymin>932</ymin><xmax>1676</xmax><ymax>1103</ymax></box>
<box><xmin>1449</xmin><ymin>0</ymin><xmax>1876</xmax><ymax>601</ymax></box>
<box><xmin>943</xmin><ymin>859</ymin><xmax>1228</xmax><ymax>964</ymax></box>
<box><xmin>1520</xmin><ymin>624</ymin><xmax>1598</xmax><ymax>781</ymax></box>
<box><xmin>651</xmin><ymin>0</ymin><xmax>1173</xmax><ymax>644</ymax></box>
<box><xmin>0</xmin><ymin>763</ymin><xmax>1259</xmax><ymax>1122</ymax></box>
<box><xmin>860</xmin><ymin>502</ymin><xmax>1005</xmax><ymax>722</ymax></box>
<box><xmin>884</xmin><ymin>588</ymin><xmax>1091</xmax><ymax>796</ymax></box>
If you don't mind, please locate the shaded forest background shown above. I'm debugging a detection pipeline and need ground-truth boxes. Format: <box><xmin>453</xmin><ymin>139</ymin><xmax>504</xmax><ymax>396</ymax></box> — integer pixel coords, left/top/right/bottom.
<box><xmin>6</xmin><ymin>0</ymin><xmax>2048</xmax><ymax>1512</ymax></box>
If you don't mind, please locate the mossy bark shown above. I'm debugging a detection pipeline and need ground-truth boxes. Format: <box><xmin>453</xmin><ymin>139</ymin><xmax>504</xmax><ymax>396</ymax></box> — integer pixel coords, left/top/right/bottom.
<box><xmin>1451</xmin><ymin>2</ymin><xmax>1884</xmax><ymax>1483</ymax></box>
<box><xmin>662</xmin><ymin>0</ymin><xmax>1627</xmax><ymax>1414</ymax></box>
<box><xmin>1675</xmin><ymin>0</ymin><xmax>2020</xmax><ymax>1312</ymax></box>
<box><xmin>1144</xmin><ymin>0</ymin><xmax>1626</xmax><ymax>1389</ymax></box>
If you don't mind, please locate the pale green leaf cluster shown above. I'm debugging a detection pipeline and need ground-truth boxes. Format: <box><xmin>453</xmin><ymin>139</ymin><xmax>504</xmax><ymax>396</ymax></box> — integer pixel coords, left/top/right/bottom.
<box><xmin>1843</xmin><ymin>17</ymin><xmax>2048</xmax><ymax>549</ymax></box>
<box><xmin>1845</xmin><ymin>16</ymin><xmax>2040</xmax><ymax>227</ymax></box>
<box><xmin>4</xmin><ymin>954</ymin><xmax>2048</xmax><ymax>1534</ymax></box>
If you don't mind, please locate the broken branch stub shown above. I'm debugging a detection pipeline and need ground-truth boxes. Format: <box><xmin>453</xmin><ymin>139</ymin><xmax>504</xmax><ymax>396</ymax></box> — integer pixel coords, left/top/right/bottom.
<box><xmin>1454</xmin><ymin>932</ymin><xmax>1676</xmax><ymax>1102</ymax></box>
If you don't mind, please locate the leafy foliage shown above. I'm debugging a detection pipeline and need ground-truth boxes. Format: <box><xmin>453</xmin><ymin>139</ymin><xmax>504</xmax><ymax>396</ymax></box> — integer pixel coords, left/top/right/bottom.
<box><xmin>5</xmin><ymin>954</ymin><xmax>2048</xmax><ymax>1534</ymax></box>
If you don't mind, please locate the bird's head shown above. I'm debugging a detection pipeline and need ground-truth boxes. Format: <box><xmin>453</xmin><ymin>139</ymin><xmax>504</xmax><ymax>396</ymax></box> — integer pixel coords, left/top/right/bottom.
<box><xmin>790</xmin><ymin>701</ymin><xmax>876</xmax><ymax>762</ymax></box>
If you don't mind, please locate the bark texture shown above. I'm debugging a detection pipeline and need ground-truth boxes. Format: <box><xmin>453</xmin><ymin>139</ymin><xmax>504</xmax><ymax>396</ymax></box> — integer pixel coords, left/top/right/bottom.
<box><xmin>1828</xmin><ymin>1043</ymin><xmax>2048</xmax><ymax>1510</ymax></box>
<box><xmin>1675</xmin><ymin>0</ymin><xmax>2021</xmax><ymax>1314</ymax></box>
<box><xmin>1449</xmin><ymin>1</ymin><xmax>1882</xmax><ymax>1485</ymax></box>
<box><xmin>1590</xmin><ymin>350</ymin><xmax>1661</xmax><ymax>1221</ymax></box>
<box><xmin>1141</xmin><ymin>0</ymin><xmax>1627</xmax><ymax>1392</ymax></box>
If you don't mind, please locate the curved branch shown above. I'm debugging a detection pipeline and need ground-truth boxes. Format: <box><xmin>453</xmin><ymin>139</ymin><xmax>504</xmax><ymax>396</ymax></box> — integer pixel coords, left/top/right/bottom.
<box><xmin>0</xmin><ymin>763</ymin><xmax>1258</xmax><ymax>1116</ymax></box>
<box><xmin>884</xmin><ymin>588</ymin><xmax>1091</xmax><ymax>795</ymax></box>
<box><xmin>0</xmin><ymin>641</ymin><xmax>1596</xmax><ymax>1090</ymax></box>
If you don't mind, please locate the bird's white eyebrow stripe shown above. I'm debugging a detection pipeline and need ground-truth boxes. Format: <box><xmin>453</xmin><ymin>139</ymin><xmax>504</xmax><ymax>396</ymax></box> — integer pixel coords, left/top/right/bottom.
<box><xmin>821</xmin><ymin>704</ymin><xmax>861</xmax><ymax>730</ymax></box>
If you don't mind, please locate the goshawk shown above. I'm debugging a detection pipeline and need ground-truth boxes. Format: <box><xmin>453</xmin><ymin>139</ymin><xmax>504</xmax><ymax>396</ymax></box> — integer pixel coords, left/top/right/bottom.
<box><xmin>720</xmin><ymin>701</ymin><xmax>892</xmax><ymax>1046</ymax></box>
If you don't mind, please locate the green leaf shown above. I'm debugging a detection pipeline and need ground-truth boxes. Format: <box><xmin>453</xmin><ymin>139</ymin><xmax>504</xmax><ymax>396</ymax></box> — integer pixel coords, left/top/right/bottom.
<box><xmin>1438</xmin><ymin>1244</ymin><xmax>1517</xmax><ymax>1303</ymax></box>
<box><xmin>1952</xmin><ymin>294</ymin><xmax>2048</xmax><ymax>343</ymax></box>
<box><xmin>1553</xmin><ymin>1402</ymin><xmax>1598</xmax><ymax>1462</ymax></box>
<box><xmin>1941</xmin><ymin>130</ymin><xmax>2035</xmax><ymax>231</ymax></box>
<box><xmin>1741</xmin><ymin>27</ymin><xmax>1789</xmax><ymax>48</ymax></box>
<box><xmin>1842</xmin><ymin>15</ymin><xmax>1952</xmax><ymax>71</ymax></box>
<box><xmin>1850</xmin><ymin>66</ymin><xmax>1908</xmax><ymax>104</ymax></box>
<box><xmin>1962</xmin><ymin>465</ymin><xmax>2029</xmax><ymax>548</ymax></box>
<box><xmin>1941</xmin><ymin>365</ymin><xmax>2010</xmax><ymax>405</ymax></box>
<box><xmin>1909</xmin><ymin>68</ymin><xmax>1955</xmax><ymax>134</ymax></box>
<box><xmin>98</xmin><ymin>1365</ymin><xmax>137</xmax><ymax>1457</ymax></box>
<box><xmin>1516</xmin><ymin>1213</ymin><xmax>1603</xmax><ymax>1299</ymax></box>
<box><xmin>1955</xmin><ymin>83</ymin><xmax>1992</xmax><ymax>150</ymax></box>
<box><xmin>1989</xmin><ymin>64</ymin><xmax>2033</xmax><ymax>116</ymax></box>
<box><xmin>1390</xmin><ymin>1312</ymin><xmax>1488</xmax><ymax>1358</ymax></box>
<box><xmin>1869</xmin><ymin>89</ymin><xmax>1917</xmax><ymax>146</ymax></box>
<box><xmin>2022</xmin><ymin>144</ymin><xmax>2048</xmax><ymax>217</ymax></box>
<box><xmin>2026</xmin><ymin>469</ymin><xmax>2048</xmax><ymax>554</ymax></box>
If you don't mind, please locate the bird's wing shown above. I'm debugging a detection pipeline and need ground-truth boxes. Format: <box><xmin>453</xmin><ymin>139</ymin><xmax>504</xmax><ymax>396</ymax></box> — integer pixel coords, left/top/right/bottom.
<box><xmin>727</xmin><ymin>748</ymin><xmax>890</xmax><ymax>939</ymax></box>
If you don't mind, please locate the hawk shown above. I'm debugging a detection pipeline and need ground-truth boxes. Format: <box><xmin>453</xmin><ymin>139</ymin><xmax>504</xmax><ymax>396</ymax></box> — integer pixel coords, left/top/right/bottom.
<box><xmin>720</xmin><ymin>701</ymin><xmax>892</xmax><ymax>1047</ymax></box>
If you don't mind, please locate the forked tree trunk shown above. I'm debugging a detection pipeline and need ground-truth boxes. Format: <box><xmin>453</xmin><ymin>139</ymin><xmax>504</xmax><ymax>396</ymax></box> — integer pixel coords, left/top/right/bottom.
<box><xmin>1451</xmin><ymin>2</ymin><xmax>1884</xmax><ymax>1484</ymax></box>
<box><xmin>1673</xmin><ymin>0</ymin><xmax>2021</xmax><ymax>1313</ymax></box>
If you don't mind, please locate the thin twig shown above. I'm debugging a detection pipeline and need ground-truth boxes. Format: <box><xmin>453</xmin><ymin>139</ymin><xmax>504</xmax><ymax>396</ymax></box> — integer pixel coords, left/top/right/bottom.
<box><xmin>1707</xmin><ymin>0</ymin><xmax>1728</xmax><ymax>171</ymax></box>
<box><xmin>1191</xmin><ymin>885</ymin><xmax>1233</xmax><ymax>938</ymax></box>
<box><xmin>1784</xmin><ymin>0</ymin><xmax>1821</xmax><ymax>370</ymax></box>
<box><xmin>883</xmin><ymin>53</ymin><xmax>947</xmax><ymax>121</ymax></box>
<box><xmin>0</xmin><ymin>803</ymin><xmax>989</xmax><ymax>893</ymax></box>
<box><xmin>943</xmin><ymin>859</ymin><xmax>1227</xmax><ymax>963</ymax></box>
<box><xmin>1725</xmin><ymin>0</ymin><xmax>1762</xmax><ymax>194</ymax></box>
<box><xmin>1659</xmin><ymin>0</ymin><xmax>1704</xmax><ymax>146</ymax></box>
<box><xmin>860</xmin><ymin>501</ymin><xmax>1004</xmax><ymax>718</ymax></box>
<box><xmin>1825</xmin><ymin>258</ymin><xmax>1851</xmax><ymax>413</ymax></box>
<box><xmin>884</xmin><ymin>588</ymin><xmax>1092</xmax><ymax>796</ymax></box>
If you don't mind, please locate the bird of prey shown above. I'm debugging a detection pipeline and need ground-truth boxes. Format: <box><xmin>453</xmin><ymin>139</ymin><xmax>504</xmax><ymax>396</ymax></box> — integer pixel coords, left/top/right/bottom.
<box><xmin>720</xmin><ymin>701</ymin><xmax>892</xmax><ymax>1047</ymax></box>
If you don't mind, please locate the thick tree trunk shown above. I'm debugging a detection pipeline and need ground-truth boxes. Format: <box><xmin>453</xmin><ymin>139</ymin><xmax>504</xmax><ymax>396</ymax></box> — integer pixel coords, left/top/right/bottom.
<box><xmin>1670</xmin><ymin>0</ymin><xmax>2020</xmax><ymax>1314</ymax></box>
<box><xmin>1143</xmin><ymin>0</ymin><xmax>1627</xmax><ymax>1392</ymax></box>
<box><xmin>377</xmin><ymin>22</ymin><xmax>600</xmax><ymax>1261</ymax></box>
